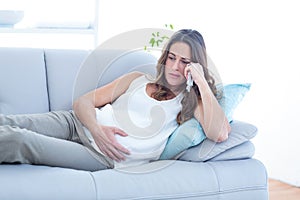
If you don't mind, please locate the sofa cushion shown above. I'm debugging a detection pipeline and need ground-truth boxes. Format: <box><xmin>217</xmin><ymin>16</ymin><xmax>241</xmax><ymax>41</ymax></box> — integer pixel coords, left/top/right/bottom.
<box><xmin>0</xmin><ymin>48</ymin><xmax>49</xmax><ymax>114</ymax></box>
<box><xmin>91</xmin><ymin>159</ymin><xmax>268</xmax><ymax>200</ymax></box>
<box><xmin>179</xmin><ymin>120</ymin><xmax>257</xmax><ymax>162</ymax></box>
<box><xmin>209</xmin><ymin>141</ymin><xmax>255</xmax><ymax>161</ymax></box>
<box><xmin>44</xmin><ymin>49</ymin><xmax>90</xmax><ymax>111</ymax></box>
<box><xmin>0</xmin><ymin>164</ymin><xmax>96</xmax><ymax>200</ymax></box>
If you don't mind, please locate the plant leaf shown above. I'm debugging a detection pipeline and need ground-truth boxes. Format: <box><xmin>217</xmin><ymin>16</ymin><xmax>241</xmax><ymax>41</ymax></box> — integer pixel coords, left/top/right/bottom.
<box><xmin>156</xmin><ymin>39</ymin><xmax>163</xmax><ymax>46</ymax></box>
<box><xmin>149</xmin><ymin>38</ymin><xmax>156</xmax><ymax>47</ymax></box>
<box><xmin>161</xmin><ymin>35</ymin><xmax>169</xmax><ymax>40</ymax></box>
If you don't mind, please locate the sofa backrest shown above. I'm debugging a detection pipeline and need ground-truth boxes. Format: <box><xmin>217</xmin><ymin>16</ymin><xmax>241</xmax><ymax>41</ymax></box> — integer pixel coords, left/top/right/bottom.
<box><xmin>0</xmin><ymin>47</ymin><xmax>158</xmax><ymax>115</ymax></box>
<box><xmin>0</xmin><ymin>48</ymin><xmax>49</xmax><ymax>114</ymax></box>
<box><xmin>44</xmin><ymin>49</ymin><xmax>90</xmax><ymax>111</ymax></box>
<box><xmin>72</xmin><ymin>49</ymin><xmax>158</xmax><ymax>101</ymax></box>
<box><xmin>46</xmin><ymin>49</ymin><xmax>157</xmax><ymax>111</ymax></box>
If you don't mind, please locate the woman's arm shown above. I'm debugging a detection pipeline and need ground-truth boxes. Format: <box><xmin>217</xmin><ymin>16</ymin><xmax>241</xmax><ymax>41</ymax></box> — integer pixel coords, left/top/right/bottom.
<box><xmin>185</xmin><ymin>63</ymin><xmax>231</xmax><ymax>142</ymax></box>
<box><xmin>73</xmin><ymin>71</ymin><xmax>143</xmax><ymax>161</ymax></box>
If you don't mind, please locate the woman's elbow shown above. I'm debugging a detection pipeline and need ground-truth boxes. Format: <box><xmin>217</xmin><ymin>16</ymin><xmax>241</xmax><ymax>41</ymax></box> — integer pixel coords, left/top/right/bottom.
<box><xmin>208</xmin><ymin>122</ymin><xmax>231</xmax><ymax>143</ymax></box>
<box><xmin>216</xmin><ymin>132</ymin><xmax>229</xmax><ymax>142</ymax></box>
<box><xmin>72</xmin><ymin>96</ymin><xmax>86</xmax><ymax>111</ymax></box>
<box><xmin>72</xmin><ymin>100</ymin><xmax>79</xmax><ymax>112</ymax></box>
<box><xmin>216</xmin><ymin>122</ymin><xmax>231</xmax><ymax>142</ymax></box>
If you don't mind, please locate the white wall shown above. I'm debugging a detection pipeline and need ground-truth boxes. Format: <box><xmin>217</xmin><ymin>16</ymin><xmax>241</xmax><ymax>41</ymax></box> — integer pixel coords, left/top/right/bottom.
<box><xmin>98</xmin><ymin>0</ymin><xmax>300</xmax><ymax>186</ymax></box>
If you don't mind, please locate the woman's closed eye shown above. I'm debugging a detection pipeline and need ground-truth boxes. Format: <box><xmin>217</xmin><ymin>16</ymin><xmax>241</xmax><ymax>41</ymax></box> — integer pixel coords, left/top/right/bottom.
<box><xmin>168</xmin><ymin>55</ymin><xmax>176</xmax><ymax>61</ymax></box>
<box><xmin>167</xmin><ymin>55</ymin><xmax>190</xmax><ymax>65</ymax></box>
<box><xmin>181</xmin><ymin>60</ymin><xmax>190</xmax><ymax>65</ymax></box>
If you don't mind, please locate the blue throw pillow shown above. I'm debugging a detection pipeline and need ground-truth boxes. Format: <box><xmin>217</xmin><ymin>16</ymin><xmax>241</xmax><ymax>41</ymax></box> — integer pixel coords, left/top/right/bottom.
<box><xmin>159</xmin><ymin>118</ymin><xmax>206</xmax><ymax>160</ymax></box>
<box><xmin>218</xmin><ymin>83</ymin><xmax>251</xmax><ymax>123</ymax></box>
<box><xmin>159</xmin><ymin>83</ymin><xmax>251</xmax><ymax>160</ymax></box>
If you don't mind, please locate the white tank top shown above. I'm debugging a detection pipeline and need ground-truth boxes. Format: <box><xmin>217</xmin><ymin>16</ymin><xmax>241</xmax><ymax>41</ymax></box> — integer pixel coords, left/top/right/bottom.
<box><xmin>86</xmin><ymin>75</ymin><xmax>184</xmax><ymax>169</ymax></box>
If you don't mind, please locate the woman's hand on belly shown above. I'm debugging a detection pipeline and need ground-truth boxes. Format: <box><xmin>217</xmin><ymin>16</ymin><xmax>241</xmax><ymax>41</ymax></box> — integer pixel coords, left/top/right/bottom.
<box><xmin>92</xmin><ymin>125</ymin><xmax>130</xmax><ymax>162</ymax></box>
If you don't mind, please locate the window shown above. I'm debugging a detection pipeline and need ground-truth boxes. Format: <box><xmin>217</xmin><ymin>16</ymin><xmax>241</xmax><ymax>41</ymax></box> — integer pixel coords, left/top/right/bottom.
<box><xmin>0</xmin><ymin>0</ymin><xmax>98</xmax><ymax>49</ymax></box>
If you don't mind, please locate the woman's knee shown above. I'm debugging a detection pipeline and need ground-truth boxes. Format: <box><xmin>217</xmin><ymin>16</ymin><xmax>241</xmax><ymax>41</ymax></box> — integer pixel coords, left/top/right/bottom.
<box><xmin>0</xmin><ymin>126</ymin><xmax>37</xmax><ymax>163</ymax></box>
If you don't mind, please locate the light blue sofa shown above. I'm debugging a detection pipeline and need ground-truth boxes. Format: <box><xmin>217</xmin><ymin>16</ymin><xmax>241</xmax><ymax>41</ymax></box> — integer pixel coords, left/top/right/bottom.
<box><xmin>0</xmin><ymin>47</ymin><xmax>268</xmax><ymax>200</ymax></box>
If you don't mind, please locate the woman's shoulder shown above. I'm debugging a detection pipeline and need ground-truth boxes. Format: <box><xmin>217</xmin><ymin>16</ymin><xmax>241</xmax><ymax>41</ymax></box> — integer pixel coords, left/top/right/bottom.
<box><xmin>124</xmin><ymin>72</ymin><xmax>155</xmax><ymax>91</ymax></box>
<box><xmin>115</xmin><ymin>71</ymin><xmax>144</xmax><ymax>88</ymax></box>
<box><xmin>127</xmin><ymin>72</ymin><xmax>154</xmax><ymax>84</ymax></box>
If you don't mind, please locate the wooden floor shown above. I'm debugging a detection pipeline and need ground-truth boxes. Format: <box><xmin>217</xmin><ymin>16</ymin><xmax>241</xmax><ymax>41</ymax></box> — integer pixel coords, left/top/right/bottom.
<box><xmin>269</xmin><ymin>179</ymin><xmax>300</xmax><ymax>200</ymax></box>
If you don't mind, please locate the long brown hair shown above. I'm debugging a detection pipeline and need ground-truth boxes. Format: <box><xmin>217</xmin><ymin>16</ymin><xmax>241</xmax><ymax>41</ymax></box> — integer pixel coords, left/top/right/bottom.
<box><xmin>152</xmin><ymin>29</ymin><xmax>219</xmax><ymax>124</ymax></box>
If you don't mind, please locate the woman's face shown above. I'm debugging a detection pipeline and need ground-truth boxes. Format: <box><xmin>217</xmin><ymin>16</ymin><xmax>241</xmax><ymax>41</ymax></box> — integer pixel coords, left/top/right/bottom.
<box><xmin>164</xmin><ymin>42</ymin><xmax>191</xmax><ymax>92</ymax></box>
